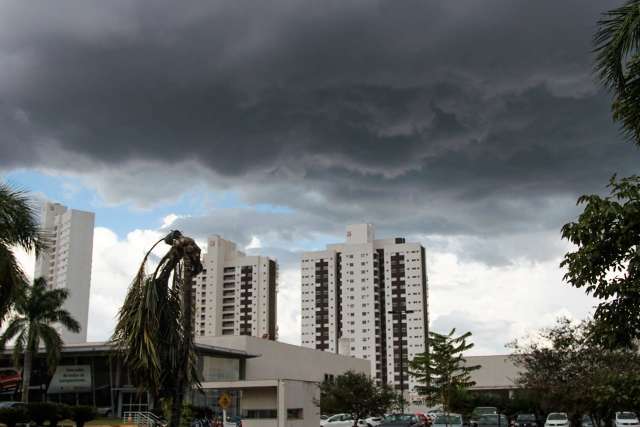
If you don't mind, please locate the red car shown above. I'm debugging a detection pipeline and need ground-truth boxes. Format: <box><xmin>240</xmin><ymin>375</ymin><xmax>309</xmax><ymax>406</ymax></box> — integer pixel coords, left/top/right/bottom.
<box><xmin>416</xmin><ymin>413</ymin><xmax>431</xmax><ymax>427</ymax></box>
<box><xmin>0</xmin><ymin>368</ymin><xmax>21</xmax><ymax>392</ymax></box>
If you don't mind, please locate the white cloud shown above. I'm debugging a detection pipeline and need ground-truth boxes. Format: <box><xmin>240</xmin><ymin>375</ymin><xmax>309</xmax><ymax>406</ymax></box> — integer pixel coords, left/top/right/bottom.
<box><xmin>86</xmin><ymin>227</ymin><xmax>302</xmax><ymax>347</ymax></box>
<box><xmin>245</xmin><ymin>236</ymin><xmax>262</xmax><ymax>250</ymax></box>
<box><xmin>427</xmin><ymin>250</ymin><xmax>597</xmax><ymax>355</ymax></box>
<box><xmin>87</xmin><ymin>227</ymin><xmax>165</xmax><ymax>340</ymax></box>
<box><xmin>161</xmin><ymin>213</ymin><xmax>179</xmax><ymax>229</ymax></box>
<box><xmin>79</xmin><ymin>225</ymin><xmax>597</xmax><ymax>354</ymax></box>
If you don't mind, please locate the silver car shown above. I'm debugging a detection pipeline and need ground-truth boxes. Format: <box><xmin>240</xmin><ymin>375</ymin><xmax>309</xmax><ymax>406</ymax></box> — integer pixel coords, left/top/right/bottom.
<box><xmin>433</xmin><ymin>414</ymin><xmax>464</xmax><ymax>427</ymax></box>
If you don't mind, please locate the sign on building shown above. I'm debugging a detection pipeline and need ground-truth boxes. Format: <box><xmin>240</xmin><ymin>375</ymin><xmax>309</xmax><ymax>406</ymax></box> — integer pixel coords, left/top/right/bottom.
<box><xmin>47</xmin><ymin>365</ymin><xmax>92</xmax><ymax>394</ymax></box>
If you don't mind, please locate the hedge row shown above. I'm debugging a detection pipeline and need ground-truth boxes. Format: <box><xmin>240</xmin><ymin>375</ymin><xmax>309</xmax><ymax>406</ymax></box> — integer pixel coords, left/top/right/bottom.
<box><xmin>0</xmin><ymin>403</ymin><xmax>97</xmax><ymax>427</ymax></box>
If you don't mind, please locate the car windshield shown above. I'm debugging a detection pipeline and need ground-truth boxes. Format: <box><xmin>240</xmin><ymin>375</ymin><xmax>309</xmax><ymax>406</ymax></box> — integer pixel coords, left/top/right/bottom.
<box><xmin>618</xmin><ymin>413</ymin><xmax>637</xmax><ymax>420</ymax></box>
<box><xmin>518</xmin><ymin>415</ymin><xmax>536</xmax><ymax>421</ymax></box>
<box><xmin>385</xmin><ymin>415</ymin><xmax>415</xmax><ymax>422</ymax></box>
<box><xmin>548</xmin><ymin>414</ymin><xmax>567</xmax><ymax>421</ymax></box>
<box><xmin>480</xmin><ymin>415</ymin><xmax>507</xmax><ymax>425</ymax></box>
<box><xmin>329</xmin><ymin>414</ymin><xmax>346</xmax><ymax>422</ymax></box>
<box><xmin>435</xmin><ymin>415</ymin><xmax>462</xmax><ymax>424</ymax></box>
<box><xmin>476</xmin><ymin>408</ymin><xmax>498</xmax><ymax>415</ymax></box>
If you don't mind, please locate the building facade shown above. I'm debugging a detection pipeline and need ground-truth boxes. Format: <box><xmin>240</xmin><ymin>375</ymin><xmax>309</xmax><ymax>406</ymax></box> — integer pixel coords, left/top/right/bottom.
<box><xmin>300</xmin><ymin>224</ymin><xmax>429</xmax><ymax>394</ymax></box>
<box><xmin>34</xmin><ymin>202</ymin><xmax>95</xmax><ymax>344</ymax></box>
<box><xmin>194</xmin><ymin>236</ymin><xmax>278</xmax><ymax>340</ymax></box>
<box><xmin>1</xmin><ymin>337</ymin><xmax>370</xmax><ymax>427</ymax></box>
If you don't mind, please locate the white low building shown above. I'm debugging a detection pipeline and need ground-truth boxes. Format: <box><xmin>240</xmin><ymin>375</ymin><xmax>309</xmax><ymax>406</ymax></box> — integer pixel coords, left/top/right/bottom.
<box><xmin>195</xmin><ymin>335</ymin><xmax>370</xmax><ymax>427</ymax></box>
<box><xmin>1</xmin><ymin>337</ymin><xmax>369</xmax><ymax>427</ymax></box>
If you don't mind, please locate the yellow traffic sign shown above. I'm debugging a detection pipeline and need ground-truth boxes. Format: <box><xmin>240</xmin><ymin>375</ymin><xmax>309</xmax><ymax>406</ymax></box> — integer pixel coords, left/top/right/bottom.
<box><xmin>218</xmin><ymin>392</ymin><xmax>232</xmax><ymax>410</ymax></box>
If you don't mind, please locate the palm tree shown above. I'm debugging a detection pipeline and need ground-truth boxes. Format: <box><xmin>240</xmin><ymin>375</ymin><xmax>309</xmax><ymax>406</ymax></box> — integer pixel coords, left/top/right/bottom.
<box><xmin>0</xmin><ymin>277</ymin><xmax>80</xmax><ymax>403</ymax></box>
<box><xmin>594</xmin><ymin>0</ymin><xmax>640</xmax><ymax>140</ymax></box>
<box><xmin>0</xmin><ymin>183</ymin><xmax>46</xmax><ymax>324</ymax></box>
<box><xmin>111</xmin><ymin>230</ymin><xmax>203</xmax><ymax>427</ymax></box>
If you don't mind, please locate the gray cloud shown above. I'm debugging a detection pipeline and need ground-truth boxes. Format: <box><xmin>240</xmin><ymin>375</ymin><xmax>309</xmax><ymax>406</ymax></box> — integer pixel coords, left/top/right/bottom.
<box><xmin>1</xmin><ymin>0</ymin><xmax>637</xmax><ymax>265</ymax></box>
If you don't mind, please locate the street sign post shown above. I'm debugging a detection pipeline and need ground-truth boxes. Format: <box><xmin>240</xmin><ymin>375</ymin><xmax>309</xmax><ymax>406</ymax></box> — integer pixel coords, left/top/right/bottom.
<box><xmin>218</xmin><ymin>392</ymin><xmax>231</xmax><ymax>425</ymax></box>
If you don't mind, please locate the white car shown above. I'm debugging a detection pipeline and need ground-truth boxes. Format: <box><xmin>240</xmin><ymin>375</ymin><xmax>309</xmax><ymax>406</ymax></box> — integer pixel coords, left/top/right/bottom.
<box><xmin>322</xmin><ymin>413</ymin><xmax>368</xmax><ymax>427</ymax></box>
<box><xmin>365</xmin><ymin>416</ymin><xmax>384</xmax><ymax>426</ymax></box>
<box><xmin>545</xmin><ymin>413</ymin><xmax>570</xmax><ymax>427</ymax></box>
<box><xmin>615</xmin><ymin>412</ymin><xmax>640</xmax><ymax>427</ymax></box>
<box><xmin>433</xmin><ymin>413</ymin><xmax>464</xmax><ymax>427</ymax></box>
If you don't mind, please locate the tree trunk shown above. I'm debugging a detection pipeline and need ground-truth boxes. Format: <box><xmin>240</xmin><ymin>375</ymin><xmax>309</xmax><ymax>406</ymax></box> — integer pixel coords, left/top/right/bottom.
<box><xmin>169</xmin><ymin>255</ymin><xmax>195</xmax><ymax>427</ymax></box>
<box><xmin>21</xmin><ymin>349</ymin><xmax>32</xmax><ymax>403</ymax></box>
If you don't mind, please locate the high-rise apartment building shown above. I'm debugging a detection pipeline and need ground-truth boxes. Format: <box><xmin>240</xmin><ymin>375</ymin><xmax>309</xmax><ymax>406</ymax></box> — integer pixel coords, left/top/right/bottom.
<box><xmin>194</xmin><ymin>236</ymin><xmax>278</xmax><ymax>341</ymax></box>
<box><xmin>34</xmin><ymin>202</ymin><xmax>95</xmax><ymax>344</ymax></box>
<box><xmin>300</xmin><ymin>224</ymin><xmax>428</xmax><ymax>394</ymax></box>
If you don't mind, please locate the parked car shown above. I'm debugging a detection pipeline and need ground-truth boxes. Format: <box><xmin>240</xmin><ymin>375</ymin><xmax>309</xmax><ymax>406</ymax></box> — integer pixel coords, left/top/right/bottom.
<box><xmin>477</xmin><ymin>414</ymin><xmax>509</xmax><ymax>427</ymax></box>
<box><xmin>0</xmin><ymin>401</ymin><xmax>26</xmax><ymax>409</ymax></box>
<box><xmin>471</xmin><ymin>408</ymin><xmax>498</xmax><ymax>427</ymax></box>
<box><xmin>516</xmin><ymin>414</ymin><xmax>539</xmax><ymax>427</ymax></box>
<box><xmin>415</xmin><ymin>413</ymin><xmax>430</xmax><ymax>426</ymax></box>
<box><xmin>581</xmin><ymin>415</ymin><xmax>594</xmax><ymax>427</ymax></box>
<box><xmin>614</xmin><ymin>412</ymin><xmax>640</xmax><ymax>427</ymax></box>
<box><xmin>322</xmin><ymin>413</ymin><xmax>367</xmax><ymax>427</ymax></box>
<box><xmin>0</xmin><ymin>369</ymin><xmax>21</xmax><ymax>392</ymax></box>
<box><xmin>366</xmin><ymin>416</ymin><xmax>384</xmax><ymax>426</ymax></box>
<box><xmin>379</xmin><ymin>414</ymin><xmax>422</xmax><ymax>426</ymax></box>
<box><xmin>544</xmin><ymin>413</ymin><xmax>570</xmax><ymax>427</ymax></box>
<box><xmin>432</xmin><ymin>413</ymin><xmax>464</xmax><ymax>427</ymax></box>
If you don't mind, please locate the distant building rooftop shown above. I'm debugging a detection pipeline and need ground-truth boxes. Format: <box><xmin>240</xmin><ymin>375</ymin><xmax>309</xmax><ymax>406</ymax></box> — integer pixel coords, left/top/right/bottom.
<box><xmin>465</xmin><ymin>355</ymin><xmax>522</xmax><ymax>391</ymax></box>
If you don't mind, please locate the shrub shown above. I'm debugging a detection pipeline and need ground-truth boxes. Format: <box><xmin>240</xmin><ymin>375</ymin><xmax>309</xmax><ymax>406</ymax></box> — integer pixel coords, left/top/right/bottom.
<box><xmin>0</xmin><ymin>406</ymin><xmax>29</xmax><ymax>427</ymax></box>
<box><xmin>71</xmin><ymin>405</ymin><xmax>97</xmax><ymax>427</ymax></box>
<box><xmin>51</xmin><ymin>403</ymin><xmax>72</xmax><ymax>427</ymax></box>
<box><xmin>28</xmin><ymin>402</ymin><xmax>57</xmax><ymax>426</ymax></box>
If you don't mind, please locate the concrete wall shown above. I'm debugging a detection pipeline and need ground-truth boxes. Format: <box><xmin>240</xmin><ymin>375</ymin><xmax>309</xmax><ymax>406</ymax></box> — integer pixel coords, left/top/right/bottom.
<box><xmin>284</xmin><ymin>381</ymin><xmax>319</xmax><ymax>427</ymax></box>
<box><xmin>201</xmin><ymin>335</ymin><xmax>370</xmax><ymax>382</ymax></box>
<box><xmin>464</xmin><ymin>355</ymin><xmax>521</xmax><ymax>391</ymax></box>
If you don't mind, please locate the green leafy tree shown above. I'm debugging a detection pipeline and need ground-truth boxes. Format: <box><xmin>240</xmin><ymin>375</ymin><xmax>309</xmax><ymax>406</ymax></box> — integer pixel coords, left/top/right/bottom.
<box><xmin>410</xmin><ymin>329</ymin><xmax>480</xmax><ymax>413</ymax></box>
<box><xmin>0</xmin><ymin>278</ymin><xmax>80</xmax><ymax>403</ymax></box>
<box><xmin>111</xmin><ymin>230</ymin><xmax>203</xmax><ymax>427</ymax></box>
<box><xmin>0</xmin><ymin>183</ymin><xmax>46</xmax><ymax>325</ymax></box>
<box><xmin>561</xmin><ymin>0</ymin><xmax>640</xmax><ymax>350</ymax></box>
<box><xmin>511</xmin><ymin>318</ymin><xmax>640</xmax><ymax>426</ymax></box>
<box><xmin>318</xmin><ymin>371</ymin><xmax>397</xmax><ymax>427</ymax></box>
<box><xmin>561</xmin><ymin>175</ymin><xmax>640</xmax><ymax>348</ymax></box>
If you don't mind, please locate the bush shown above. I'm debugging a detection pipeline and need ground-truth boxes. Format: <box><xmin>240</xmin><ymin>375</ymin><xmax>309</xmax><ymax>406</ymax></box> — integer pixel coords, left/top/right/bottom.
<box><xmin>51</xmin><ymin>404</ymin><xmax>72</xmax><ymax>427</ymax></box>
<box><xmin>27</xmin><ymin>402</ymin><xmax>72</xmax><ymax>427</ymax></box>
<box><xmin>0</xmin><ymin>406</ymin><xmax>29</xmax><ymax>427</ymax></box>
<box><xmin>71</xmin><ymin>405</ymin><xmax>97</xmax><ymax>427</ymax></box>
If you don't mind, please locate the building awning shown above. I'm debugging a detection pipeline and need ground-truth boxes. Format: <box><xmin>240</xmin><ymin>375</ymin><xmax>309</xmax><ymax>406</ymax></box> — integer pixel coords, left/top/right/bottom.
<box><xmin>1</xmin><ymin>341</ymin><xmax>259</xmax><ymax>359</ymax></box>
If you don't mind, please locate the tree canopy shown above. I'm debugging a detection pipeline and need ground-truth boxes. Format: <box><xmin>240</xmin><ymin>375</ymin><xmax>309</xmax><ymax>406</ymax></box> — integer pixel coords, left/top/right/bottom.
<box><xmin>409</xmin><ymin>329</ymin><xmax>479</xmax><ymax>411</ymax></box>
<box><xmin>318</xmin><ymin>371</ymin><xmax>397</xmax><ymax>427</ymax></box>
<box><xmin>561</xmin><ymin>175</ymin><xmax>640</xmax><ymax>348</ymax></box>
<box><xmin>0</xmin><ymin>277</ymin><xmax>80</xmax><ymax>402</ymax></box>
<box><xmin>511</xmin><ymin>318</ymin><xmax>640</xmax><ymax>426</ymax></box>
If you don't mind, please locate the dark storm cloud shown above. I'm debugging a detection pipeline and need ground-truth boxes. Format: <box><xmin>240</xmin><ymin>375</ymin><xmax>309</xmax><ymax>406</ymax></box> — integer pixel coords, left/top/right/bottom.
<box><xmin>1</xmin><ymin>0</ymin><xmax>637</xmax><ymax>252</ymax></box>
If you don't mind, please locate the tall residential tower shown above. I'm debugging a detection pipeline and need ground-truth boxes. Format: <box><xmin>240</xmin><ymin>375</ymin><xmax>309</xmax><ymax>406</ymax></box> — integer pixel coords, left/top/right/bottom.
<box><xmin>34</xmin><ymin>202</ymin><xmax>95</xmax><ymax>344</ymax></box>
<box><xmin>194</xmin><ymin>236</ymin><xmax>278</xmax><ymax>341</ymax></box>
<box><xmin>300</xmin><ymin>224</ymin><xmax>428</xmax><ymax>395</ymax></box>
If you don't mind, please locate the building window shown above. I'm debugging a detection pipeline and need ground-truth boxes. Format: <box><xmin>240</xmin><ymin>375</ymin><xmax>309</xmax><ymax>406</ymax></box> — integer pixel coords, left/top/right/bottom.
<box><xmin>287</xmin><ymin>409</ymin><xmax>304</xmax><ymax>419</ymax></box>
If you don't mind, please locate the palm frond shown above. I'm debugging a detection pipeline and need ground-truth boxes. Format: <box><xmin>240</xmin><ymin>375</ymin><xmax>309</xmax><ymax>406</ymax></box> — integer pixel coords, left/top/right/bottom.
<box><xmin>594</xmin><ymin>0</ymin><xmax>640</xmax><ymax>90</ymax></box>
<box><xmin>11</xmin><ymin>329</ymin><xmax>26</xmax><ymax>367</ymax></box>
<box><xmin>38</xmin><ymin>324</ymin><xmax>63</xmax><ymax>373</ymax></box>
<box><xmin>0</xmin><ymin>183</ymin><xmax>48</xmax><ymax>252</ymax></box>
<box><xmin>0</xmin><ymin>317</ymin><xmax>26</xmax><ymax>349</ymax></box>
<box><xmin>0</xmin><ymin>244</ymin><xmax>30</xmax><ymax>322</ymax></box>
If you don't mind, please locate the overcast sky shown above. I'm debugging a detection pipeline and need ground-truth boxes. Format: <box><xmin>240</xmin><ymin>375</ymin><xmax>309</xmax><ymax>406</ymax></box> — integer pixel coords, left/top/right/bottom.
<box><xmin>2</xmin><ymin>0</ymin><xmax>638</xmax><ymax>354</ymax></box>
